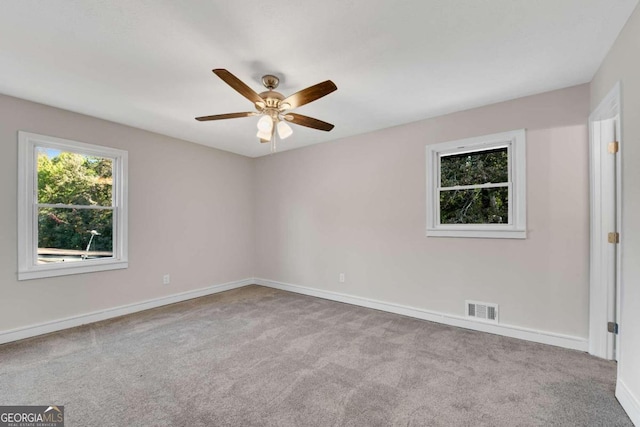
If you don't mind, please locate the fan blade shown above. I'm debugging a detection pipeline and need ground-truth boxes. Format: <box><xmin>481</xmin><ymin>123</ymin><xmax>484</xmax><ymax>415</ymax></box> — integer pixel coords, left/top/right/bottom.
<box><xmin>280</xmin><ymin>80</ymin><xmax>337</xmax><ymax>110</ymax></box>
<box><xmin>285</xmin><ymin>113</ymin><xmax>334</xmax><ymax>131</ymax></box>
<box><xmin>259</xmin><ymin>138</ymin><xmax>270</xmax><ymax>144</ymax></box>
<box><xmin>195</xmin><ymin>112</ymin><xmax>255</xmax><ymax>121</ymax></box>
<box><xmin>213</xmin><ymin>69</ymin><xmax>264</xmax><ymax>105</ymax></box>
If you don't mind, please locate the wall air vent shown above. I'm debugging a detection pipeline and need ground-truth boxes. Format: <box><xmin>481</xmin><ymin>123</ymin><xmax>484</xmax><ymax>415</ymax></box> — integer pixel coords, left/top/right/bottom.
<box><xmin>465</xmin><ymin>300</ymin><xmax>499</xmax><ymax>323</ymax></box>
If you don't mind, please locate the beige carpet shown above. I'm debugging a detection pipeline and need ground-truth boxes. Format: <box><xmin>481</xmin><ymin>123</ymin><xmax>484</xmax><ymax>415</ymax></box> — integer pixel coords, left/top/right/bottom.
<box><xmin>0</xmin><ymin>285</ymin><xmax>632</xmax><ymax>426</ymax></box>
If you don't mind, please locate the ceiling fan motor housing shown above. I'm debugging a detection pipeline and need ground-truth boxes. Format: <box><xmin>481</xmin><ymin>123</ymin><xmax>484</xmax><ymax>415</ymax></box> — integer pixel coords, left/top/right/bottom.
<box><xmin>258</xmin><ymin>90</ymin><xmax>284</xmax><ymax>108</ymax></box>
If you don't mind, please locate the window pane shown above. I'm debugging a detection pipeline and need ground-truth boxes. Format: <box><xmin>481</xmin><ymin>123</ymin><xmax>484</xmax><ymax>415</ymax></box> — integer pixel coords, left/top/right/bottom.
<box><xmin>440</xmin><ymin>187</ymin><xmax>508</xmax><ymax>224</ymax></box>
<box><xmin>37</xmin><ymin>148</ymin><xmax>113</xmax><ymax>206</ymax></box>
<box><xmin>440</xmin><ymin>147</ymin><xmax>508</xmax><ymax>187</ymax></box>
<box><xmin>37</xmin><ymin>207</ymin><xmax>113</xmax><ymax>264</ymax></box>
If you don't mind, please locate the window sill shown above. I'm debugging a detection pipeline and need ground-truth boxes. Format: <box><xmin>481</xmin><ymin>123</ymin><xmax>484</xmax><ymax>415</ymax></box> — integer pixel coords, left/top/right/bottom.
<box><xmin>18</xmin><ymin>260</ymin><xmax>128</xmax><ymax>281</ymax></box>
<box><xmin>426</xmin><ymin>228</ymin><xmax>526</xmax><ymax>239</ymax></box>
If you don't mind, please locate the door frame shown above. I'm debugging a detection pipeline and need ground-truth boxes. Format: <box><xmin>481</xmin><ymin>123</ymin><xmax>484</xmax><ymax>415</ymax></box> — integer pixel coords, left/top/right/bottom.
<box><xmin>588</xmin><ymin>82</ymin><xmax>622</xmax><ymax>360</ymax></box>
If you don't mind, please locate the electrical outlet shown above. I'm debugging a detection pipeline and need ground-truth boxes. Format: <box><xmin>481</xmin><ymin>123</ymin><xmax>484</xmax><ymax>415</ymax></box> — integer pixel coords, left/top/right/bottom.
<box><xmin>339</xmin><ymin>273</ymin><xmax>345</xmax><ymax>283</ymax></box>
<box><xmin>162</xmin><ymin>274</ymin><xmax>170</xmax><ymax>285</ymax></box>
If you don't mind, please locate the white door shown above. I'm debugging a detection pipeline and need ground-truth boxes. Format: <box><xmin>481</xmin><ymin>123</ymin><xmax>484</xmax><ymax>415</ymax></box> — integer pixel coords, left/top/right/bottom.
<box><xmin>589</xmin><ymin>115</ymin><xmax>620</xmax><ymax>361</ymax></box>
<box><xmin>602</xmin><ymin>117</ymin><xmax>619</xmax><ymax>360</ymax></box>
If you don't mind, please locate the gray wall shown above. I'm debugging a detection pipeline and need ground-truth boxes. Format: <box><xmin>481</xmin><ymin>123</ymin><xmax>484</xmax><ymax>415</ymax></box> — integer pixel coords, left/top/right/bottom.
<box><xmin>0</xmin><ymin>94</ymin><xmax>255</xmax><ymax>331</ymax></box>
<box><xmin>591</xmin><ymin>3</ymin><xmax>640</xmax><ymax>422</ymax></box>
<box><xmin>254</xmin><ymin>84</ymin><xmax>590</xmax><ymax>339</ymax></box>
<box><xmin>0</xmin><ymin>84</ymin><xmax>593</xmax><ymax>344</ymax></box>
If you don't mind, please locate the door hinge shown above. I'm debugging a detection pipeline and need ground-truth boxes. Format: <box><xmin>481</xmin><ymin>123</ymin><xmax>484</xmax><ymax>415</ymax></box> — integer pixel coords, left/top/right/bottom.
<box><xmin>608</xmin><ymin>232</ymin><xmax>620</xmax><ymax>244</ymax></box>
<box><xmin>608</xmin><ymin>141</ymin><xmax>619</xmax><ymax>154</ymax></box>
<box><xmin>608</xmin><ymin>322</ymin><xmax>619</xmax><ymax>334</ymax></box>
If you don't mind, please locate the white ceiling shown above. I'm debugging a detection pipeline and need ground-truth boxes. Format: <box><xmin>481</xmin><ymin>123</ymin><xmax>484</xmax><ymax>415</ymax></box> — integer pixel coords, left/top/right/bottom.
<box><xmin>1</xmin><ymin>1</ymin><xmax>637</xmax><ymax>157</ymax></box>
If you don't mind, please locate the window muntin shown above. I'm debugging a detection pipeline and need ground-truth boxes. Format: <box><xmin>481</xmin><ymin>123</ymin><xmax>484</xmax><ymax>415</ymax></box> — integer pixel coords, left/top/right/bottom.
<box><xmin>18</xmin><ymin>132</ymin><xmax>128</xmax><ymax>280</ymax></box>
<box><xmin>426</xmin><ymin>130</ymin><xmax>526</xmax><ymax>239</ymax></box>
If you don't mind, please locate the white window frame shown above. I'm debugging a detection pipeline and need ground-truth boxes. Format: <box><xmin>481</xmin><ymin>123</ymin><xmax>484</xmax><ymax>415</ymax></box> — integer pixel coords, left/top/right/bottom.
<box><xmin>18</xmin><ymin>132</ymin><xmax>128</xmax><ymax>280</ymax></box>
<box><xmin>426</xmin><ymin>129</ymin><xmax>526</xmax><ymax>239</ymax></box>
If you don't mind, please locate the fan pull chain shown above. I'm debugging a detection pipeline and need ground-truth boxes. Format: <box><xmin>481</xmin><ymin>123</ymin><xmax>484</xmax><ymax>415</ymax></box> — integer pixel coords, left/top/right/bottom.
<box><xmin>270</xmin><ymin>132</ymin><xmax>277</xmax><ymax>154</ymax></box>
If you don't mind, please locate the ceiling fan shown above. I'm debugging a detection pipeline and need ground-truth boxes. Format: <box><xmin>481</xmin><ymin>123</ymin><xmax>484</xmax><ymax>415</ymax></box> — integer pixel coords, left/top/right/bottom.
<box><xmin>196</xmin><ymin>69</ymin><xmax>337</xmax><ymax>152</ymax></box>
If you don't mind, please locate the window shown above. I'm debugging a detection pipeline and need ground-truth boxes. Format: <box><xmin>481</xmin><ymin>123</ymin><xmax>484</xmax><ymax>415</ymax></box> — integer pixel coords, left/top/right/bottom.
<box><xmin>18</xmin><ymin>132</ymin><xmax>128</xmax><ymax>280</ymax></box>
<box><xmin>426</xmin><ymin>129</ymin><xmax>526</xmax><ymax>239</ymax></box>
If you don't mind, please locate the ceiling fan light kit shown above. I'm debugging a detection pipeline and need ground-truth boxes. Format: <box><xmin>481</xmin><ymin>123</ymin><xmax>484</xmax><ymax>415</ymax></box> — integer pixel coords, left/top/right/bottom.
<box><xmin>257</xmin><ymin>115</ymin><xmax>273</xmax><ymax>132</ymax></box>
<box><xmin>256</xmin><ymin>129</ymin><xmax>272</xmax><ymax>140</ymax></box>
<box><xmin>277</xmin><ymin>121</ymin><xmax>293</xmax><ymax>139</ymax></box>
<box><xmin>196</xmin><ymin>69</ymin><xmax>337</xmax><ymax>153</ymax></box>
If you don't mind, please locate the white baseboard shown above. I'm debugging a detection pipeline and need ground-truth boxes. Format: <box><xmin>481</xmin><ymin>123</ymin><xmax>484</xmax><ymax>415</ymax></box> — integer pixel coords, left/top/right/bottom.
<box><xmin>617</xmin><ymin>379</ymin><xmax>640</xmax><ymax>426</ymax></box>
<box><xmin>0</xmin><ymin>278</ymin><xmax>253</xmax><ymax>345</ymax></box>
<box><xmin>254</xmin><ymin>278</ymin><xmax>588</xmax><ymax>352</ymax></box>
<box><xmin>1</xmin><ymin>277</ymin><xmax>589</xmax><ymax>353</ymax></box>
